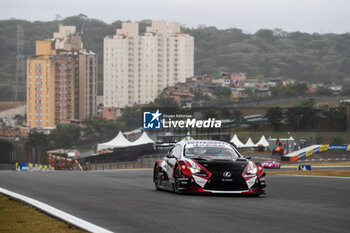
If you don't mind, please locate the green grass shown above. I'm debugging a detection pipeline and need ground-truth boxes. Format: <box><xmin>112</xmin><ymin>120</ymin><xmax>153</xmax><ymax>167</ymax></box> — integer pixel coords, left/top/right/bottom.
<box><xmin>0</xmin><ymin>194</ymin><xmax>85</xmax><ymax>233</ymax></box>
<box><xmin>78</xmin><ymin>146</ymin><xmax>95</xmax><ymax>153</ymax></box>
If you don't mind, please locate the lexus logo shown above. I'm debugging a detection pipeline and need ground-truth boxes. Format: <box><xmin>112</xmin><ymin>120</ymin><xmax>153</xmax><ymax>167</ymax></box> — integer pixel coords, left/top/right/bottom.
<box><xmin>223</xmin><ymin>171</ymin><xmax>231</xmax><ymax>178</ymax></box>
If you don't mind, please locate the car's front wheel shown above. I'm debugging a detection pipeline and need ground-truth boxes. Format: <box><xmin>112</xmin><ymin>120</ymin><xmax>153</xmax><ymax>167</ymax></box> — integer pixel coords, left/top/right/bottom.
<box><xmin>173</xmin><ymin>166</ymin><xmax>182</xmax><ymax>194</ymax></box>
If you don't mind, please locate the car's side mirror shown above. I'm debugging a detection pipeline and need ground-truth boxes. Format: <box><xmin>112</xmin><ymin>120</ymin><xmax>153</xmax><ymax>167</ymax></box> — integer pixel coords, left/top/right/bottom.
<box><xmin>245</xmin><ymin>155</ymin><xmax>251</xmax><ymax>160</ymax></box>
<box><xmin>167</xmin><ymin>154</ymin><xmax>175</xmax><ymax>159</ymax></box>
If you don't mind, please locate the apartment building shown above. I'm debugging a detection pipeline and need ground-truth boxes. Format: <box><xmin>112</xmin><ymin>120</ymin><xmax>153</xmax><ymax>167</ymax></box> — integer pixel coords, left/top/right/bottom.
<box><xmin>26</xmin><ymin>26</ymin><xmax>97</xmax><ymax>128</ymax></box>
<box><xmin>103</xmin><ymin>21</ymin><xmax>194</xmax><ymax>116</ymax></box>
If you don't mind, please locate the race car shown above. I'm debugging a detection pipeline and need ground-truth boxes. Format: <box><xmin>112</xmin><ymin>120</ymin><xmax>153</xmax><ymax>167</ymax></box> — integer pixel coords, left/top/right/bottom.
<box><xmin>153</xmin><ymin>140</ymin><xmax>266</xmax><ymax>195</ymax></box>
<box><xmin>262</xmin><ymin>161</ymin><xmax>281</xmax><ymax>169</ymax></box>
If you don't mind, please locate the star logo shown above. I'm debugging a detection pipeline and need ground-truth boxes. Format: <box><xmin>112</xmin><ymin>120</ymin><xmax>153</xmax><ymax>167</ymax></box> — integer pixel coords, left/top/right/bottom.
<box><xmin>143</xmin><ymin>109</ymin><xmax>162</xmax><ymax>129</ymax></box>
<box><xmin>150</xmin><ymin>109</ymin><xmax>162</xmax><ymax>122</ymax></box>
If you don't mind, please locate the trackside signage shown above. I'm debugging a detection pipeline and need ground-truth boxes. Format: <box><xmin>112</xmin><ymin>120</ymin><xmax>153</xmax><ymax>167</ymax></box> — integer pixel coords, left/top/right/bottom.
<box><xmin>143</xmin><ymin>109</ymin><xmax>222</xmax><ymax>129</ymax></box>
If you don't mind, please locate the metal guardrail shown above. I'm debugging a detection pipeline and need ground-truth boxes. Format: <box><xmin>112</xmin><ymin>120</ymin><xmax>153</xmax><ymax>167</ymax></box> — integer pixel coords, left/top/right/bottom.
<box><xmin>85</xmin><ymin>155</ymin><xmax>164</xmax><ymax>171</ymax></box>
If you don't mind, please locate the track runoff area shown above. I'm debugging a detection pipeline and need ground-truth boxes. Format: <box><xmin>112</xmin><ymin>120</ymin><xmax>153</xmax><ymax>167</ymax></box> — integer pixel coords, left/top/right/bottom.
<box><xmin>0</xmin><ymin>170</ymin><xmax>349</xmax><ymax>233</ymax></box>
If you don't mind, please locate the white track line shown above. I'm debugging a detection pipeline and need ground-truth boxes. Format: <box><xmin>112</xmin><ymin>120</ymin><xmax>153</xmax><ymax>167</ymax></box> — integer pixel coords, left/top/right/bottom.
<box><xmin>271</xmin><ymin>174</ymin><xmax>350</xmax><ymax>179</ymax></box>
<box><xmin>0</xmin><ymin>187</ymin><xmax>114</xmax><ymax>233</ymax></box>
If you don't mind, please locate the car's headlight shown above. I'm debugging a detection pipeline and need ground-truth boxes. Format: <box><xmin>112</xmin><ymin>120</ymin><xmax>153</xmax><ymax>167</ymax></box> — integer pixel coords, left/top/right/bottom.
<box><xmin>189</xmin><ymin>167</ymin><xmax>201</xmax><ymax>174</ymax></box>
<box><xmin>246</xmin><ymin>161</ymin><xmax>257</xmax><ymax>175</ymax></box>
<box><xmin>187</xmin><ymin>162</ymin><xmax>208</xmax><ymax>177</ymax></box>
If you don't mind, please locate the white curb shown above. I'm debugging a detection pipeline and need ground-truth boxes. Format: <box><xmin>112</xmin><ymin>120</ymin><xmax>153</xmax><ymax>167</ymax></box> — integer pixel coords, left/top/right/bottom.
<box><xmin>0</xmin><ymin>187</ymin><xmax>114</xmax><ymax>233</ymax></box>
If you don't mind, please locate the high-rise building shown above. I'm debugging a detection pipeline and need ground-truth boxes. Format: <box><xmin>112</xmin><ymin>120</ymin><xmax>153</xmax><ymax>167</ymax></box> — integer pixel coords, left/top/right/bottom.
<box><xmin>103</xmin><ymin>20</ymin><xmax>194</xmax><ymax>115</ymax></box>
<box><xmin>26</xmin><ymin>26</ymin><xmax>97</xmax><ymax>128</ymax></box>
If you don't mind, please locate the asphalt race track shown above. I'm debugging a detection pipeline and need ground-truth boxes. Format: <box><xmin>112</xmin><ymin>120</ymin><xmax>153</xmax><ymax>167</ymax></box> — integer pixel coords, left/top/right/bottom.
<box><xmin>0</xmin><ymin>170</ymin><xmax>349</xmax><ymax>233</ymax></box>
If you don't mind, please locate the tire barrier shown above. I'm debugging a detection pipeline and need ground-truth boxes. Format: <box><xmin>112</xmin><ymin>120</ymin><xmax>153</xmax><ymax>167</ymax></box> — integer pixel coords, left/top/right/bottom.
<box><xmin>282</xmin><ymin>144</ymin><xmax>350</xmax><ymax>162</ymax></box>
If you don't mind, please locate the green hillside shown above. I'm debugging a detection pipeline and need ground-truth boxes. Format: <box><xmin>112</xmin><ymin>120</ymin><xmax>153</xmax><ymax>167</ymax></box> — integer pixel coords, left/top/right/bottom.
<box><xmin>1</xmin><ymin>15</ymin><xmax>350</xmax><ymax>101</ymax></box>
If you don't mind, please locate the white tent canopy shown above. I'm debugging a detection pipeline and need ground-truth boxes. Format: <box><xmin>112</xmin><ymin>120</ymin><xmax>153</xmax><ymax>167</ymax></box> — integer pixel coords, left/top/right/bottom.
<box><xmin>131</xmin><ymin>132</ymin><xmax>155</xmax><ymax>146</ymax></box>
<box><xmin>255</xmin><ymin>135</ymin><xmax>269</xmax><ymax>147</ymax></box>
<box><xmin>97</xmin><ymin>131</ymin><xmax>156</xmax><ymax>152</ymax></box>
<box><xmin>244</xmin><ymin>137</ymin><xmax>256</xmax><ymax>148</ymax></box>
<box><xmin>230</xmin><ymin>134</ymin><xmax>245</xmax><ymax>148</ymax></box>
<box><xmin>97</xmin><ymin>131</ymin><xmax>133</xmax><ymax>152</ymax></box>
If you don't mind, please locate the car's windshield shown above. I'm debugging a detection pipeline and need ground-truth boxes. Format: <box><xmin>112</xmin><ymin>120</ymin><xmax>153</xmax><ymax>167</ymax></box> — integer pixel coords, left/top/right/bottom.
<box><xmin>184</xmin><ymin>146</ymin><xmax>240</xmax><ymax>160</ymax></box>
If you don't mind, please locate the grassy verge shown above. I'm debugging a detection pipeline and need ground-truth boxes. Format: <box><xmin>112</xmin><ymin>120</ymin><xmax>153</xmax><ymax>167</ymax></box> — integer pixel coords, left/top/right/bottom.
<box><xmin>0</xmin><ymin>194</ymin><xmax>85</xmax><ymax>233</ymax></box>
<box><xmin>266</xmin><ymin>170</ymin><xmax>350</xmax><ymax>177</ymax></box>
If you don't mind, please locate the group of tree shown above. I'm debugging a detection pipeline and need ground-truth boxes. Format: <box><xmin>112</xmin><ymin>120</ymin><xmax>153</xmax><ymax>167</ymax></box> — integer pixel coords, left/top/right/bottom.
<box><xmin>266</xmin><ymin>99</ymin><xmax>347</xmax><ymax>132</ymax></box>
<box><xmin>1</xmin><ymin>15</ymin><xmax>350</xmax><ymax>101</ymax></box>
<box><xmin>25</xmin><ymin>124</ymin><xmax>80</xmax><ymax>149</ymax></box>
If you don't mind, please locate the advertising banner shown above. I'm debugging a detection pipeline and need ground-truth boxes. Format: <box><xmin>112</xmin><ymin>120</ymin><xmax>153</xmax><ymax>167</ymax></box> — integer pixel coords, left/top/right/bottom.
<box><xmin>298</xmin><ymin>152</ymin><xmax>306</xmax><ymax>159</ymax></box>
<box><xmin>297</xmin><ymin>165</ymin><xmax>312</xmax><ymax>170</ymax></box>
<box><xmin>320</xmin><ymin>144</ymin><xmax>329</xmax><ymax>152</ymax></box>
<box><xmin>328</xmin><ymin>145</ymin><xmax>348</xmax><ymax>150</ymax></box>
<box><xmin>16</xmin><ymin>163</ymin><xmax>29</xmax><ymax>171</ymax></box>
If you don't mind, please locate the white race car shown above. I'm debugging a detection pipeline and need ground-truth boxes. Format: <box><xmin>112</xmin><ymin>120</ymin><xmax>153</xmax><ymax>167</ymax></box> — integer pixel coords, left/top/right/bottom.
<box><xmin>153</xmin><ymin>140</ymin><xmax>266</xmax><ymax>196</ymax></box>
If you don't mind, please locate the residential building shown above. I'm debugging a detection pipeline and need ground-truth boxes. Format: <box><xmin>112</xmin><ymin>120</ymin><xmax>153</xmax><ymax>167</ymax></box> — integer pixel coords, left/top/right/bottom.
<box><xmin>103</xmin><ymin>20</ymin><xmax>194</xmax><ymax>116</ymax></box>
<box><xmin>26</xmin><ymin>26</ymin><xmax>97</xmax><ymax>128</ymax></box>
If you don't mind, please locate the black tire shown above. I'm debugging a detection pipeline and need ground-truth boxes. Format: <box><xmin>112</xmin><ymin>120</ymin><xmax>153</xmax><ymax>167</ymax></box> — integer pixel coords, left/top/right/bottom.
<box><xmin>154</xmin><ymin>165</ymin><xmax>161</xmax><ymax>191</ymax></box>
<box><xmin>250</xmin><ymin>194</ymin><xmax>261</xmax><ymax>197</ymax></box>
<box><xmin>173</xmin><ymin>166</ymin><xmax>182</xmax><ymax>194</ymax></box>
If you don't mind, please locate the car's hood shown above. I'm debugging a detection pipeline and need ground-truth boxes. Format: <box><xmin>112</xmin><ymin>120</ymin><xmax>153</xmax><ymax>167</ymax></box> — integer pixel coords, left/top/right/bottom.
<box><xmin>190</xmin><ymin>158</ymin><xmax>248</xmax><ymax>174</ymax></box>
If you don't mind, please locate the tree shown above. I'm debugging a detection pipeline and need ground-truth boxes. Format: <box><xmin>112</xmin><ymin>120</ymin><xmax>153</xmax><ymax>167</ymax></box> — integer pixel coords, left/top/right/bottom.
<box><xmin>213</xmin><ymin>87</ymin><xmax>232</xmax><ymax>98</ymax></box>
<box><xmin>25</xmin><ymin>132</ymin><xmax>49</xmax><ymax>149</ymax></box>
<box><xmin>315</xmin><ymin>86</ymin><xmax>332</xmax><ymax>96</ymax></box>
<box><xmin>203</xmin><ymin>110</ymin><xmax>218</xmax><ymax>119</ymax></box>
<box><xmin>82</xmin><ymin>117</ymin><xmax>119</xmax><ymax>140</ymax></box>
<box><xmin>146</xmin><ymin>97</ymin><xmax>180</xmax><ymax>109</ymax></box>
<box><xmin>266</xmin><ymin>107</ymin><xmax>283</xmax><ymax>131</ymax></box>
<box><xmin>286</xmin><ymin>99</ymin><xmax>319</xmax><ymax>131</ymax></box>
<box><xmin>52</xmin><ymin>125</ymin><xmax>80</xmax><ymax>149</ymax></box>
<box><xmin>213</xmin><ymin>87</ymin><xmax>233</xmax><ymax>104</ymax></box>
<box><xmin>193</xmin><ymin>91</ymin><xmax>211</xmax><ymax>102</ymax></box>
<box><xmin>232</xmin><ymin>110</ymin><xmax>243</xmax><ymax>126</ymax></box>
<box><xmin>118</xmin><ymin>106</ymin><xmax>141</xmax><ymax>131</ymax></box>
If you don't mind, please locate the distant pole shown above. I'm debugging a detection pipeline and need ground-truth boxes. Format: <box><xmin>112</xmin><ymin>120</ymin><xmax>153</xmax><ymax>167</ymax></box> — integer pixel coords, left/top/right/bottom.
<box><xmin>12</xmin><ymin>24</ymin><xmax>25</xmax><ymax>101</ymax></box>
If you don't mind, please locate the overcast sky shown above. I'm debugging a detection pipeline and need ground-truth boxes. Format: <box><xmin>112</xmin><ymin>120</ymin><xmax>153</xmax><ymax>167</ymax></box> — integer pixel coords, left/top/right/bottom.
<box><xmin>1</xmin><ymin>0</ymin><xmax>349</xmax><ymax>34</ymax></box>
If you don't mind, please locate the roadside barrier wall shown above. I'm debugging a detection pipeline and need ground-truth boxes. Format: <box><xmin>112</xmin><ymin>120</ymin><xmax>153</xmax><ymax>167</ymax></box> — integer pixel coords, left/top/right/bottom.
<box><xmin>15</xmin><ymin>162</ymin><xmax>54</xmax><ymax>171</ymax></box>
<box><xmin>283</xmin><ymin>144</ymin><xmax>350</xmax><ymax>162</ymax></box>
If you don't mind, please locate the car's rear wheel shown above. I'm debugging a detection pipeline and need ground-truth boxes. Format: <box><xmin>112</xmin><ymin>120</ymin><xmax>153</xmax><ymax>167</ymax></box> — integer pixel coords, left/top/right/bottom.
<box><xmin>154</xmin><ymin>165</ymin><xmax>161</xmax><ymax>191</ymax></box>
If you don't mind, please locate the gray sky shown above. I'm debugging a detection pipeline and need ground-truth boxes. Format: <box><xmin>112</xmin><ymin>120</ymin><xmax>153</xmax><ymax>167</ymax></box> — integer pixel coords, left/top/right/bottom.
<box><xmin>1</xmin><ymin>0</ymin><xmax>349</xmax><ymax>33</ymax></box>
